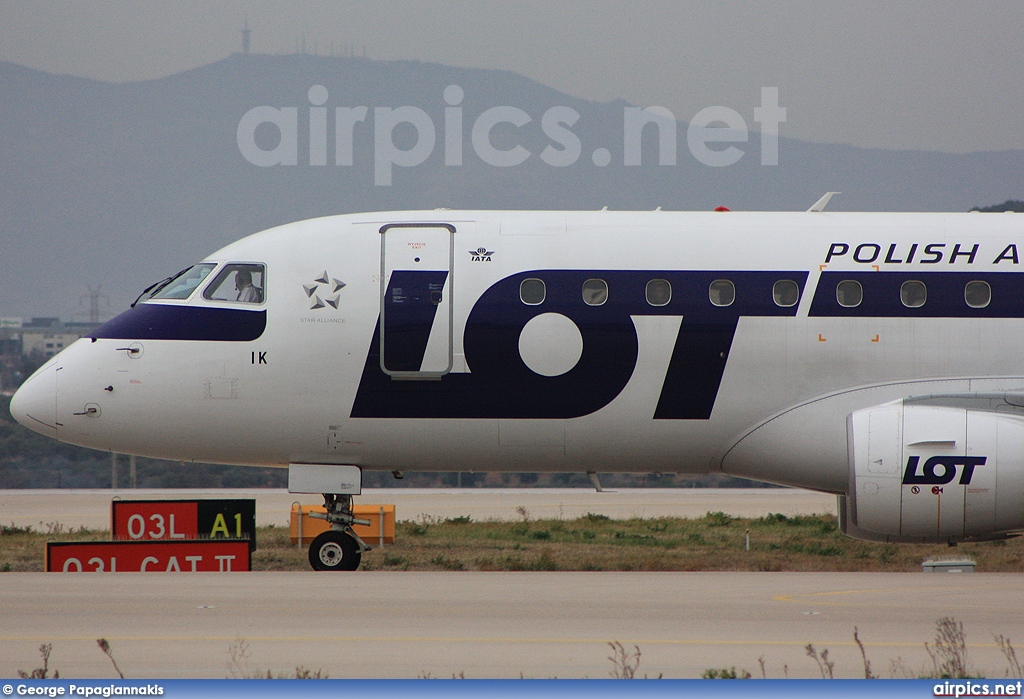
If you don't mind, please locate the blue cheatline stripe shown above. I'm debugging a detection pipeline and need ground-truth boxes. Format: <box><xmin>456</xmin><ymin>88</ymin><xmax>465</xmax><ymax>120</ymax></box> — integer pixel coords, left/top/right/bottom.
<box><xmin>810</xmin><ymin>271</ymin><xmax>1024</xmax><ymax>318</ymax></box>
<box><xmin>91</xmin><ymin>304</ymin><xmax>266</xmax><ymax>342</ymax></box>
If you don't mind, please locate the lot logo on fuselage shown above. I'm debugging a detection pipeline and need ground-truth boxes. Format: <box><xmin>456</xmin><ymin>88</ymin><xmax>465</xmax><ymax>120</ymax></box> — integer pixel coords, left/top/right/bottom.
<box><xmin>351</xmin><ymin>268</ymin><xmax>806</xmax><ymax>420</ymax></box>
<box><xmin>902</xmin><ymin>455</ymin><xmax>986</xmax><ymax>486</ymax></box>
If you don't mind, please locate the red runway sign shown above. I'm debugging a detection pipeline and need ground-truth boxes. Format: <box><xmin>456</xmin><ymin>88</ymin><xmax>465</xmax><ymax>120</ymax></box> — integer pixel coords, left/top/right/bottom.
<box><xmin>111</xmin><ymin>498</ymin><xmax>256</xmax><ymax>550</ymax></box>
<box><xmin>112</xmin><ymin>500</ymin><xmax>196</xmax><ymax>540</ymax></box>
<box><xmin>46</xmin><ymin>540</ymin><xmax>251</xmax><ymax>572</ymax></box>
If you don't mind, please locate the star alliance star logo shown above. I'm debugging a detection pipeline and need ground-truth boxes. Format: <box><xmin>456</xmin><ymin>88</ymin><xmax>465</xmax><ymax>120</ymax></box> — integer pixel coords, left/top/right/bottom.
<box><xmin>303</xmin><ymin>271</ymin><xmax>346</xmax><ymax>309</ymax></box>
<box><xmin>469</xmin><ymin>247</ymin><xmax>494</xmax><ymax>262</ymax></box>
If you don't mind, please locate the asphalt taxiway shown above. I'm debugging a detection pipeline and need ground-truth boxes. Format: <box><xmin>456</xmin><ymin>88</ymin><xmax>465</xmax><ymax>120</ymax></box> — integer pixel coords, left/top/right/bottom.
<box><xmin>1</xmin><ymin>571</ymin><xmax>1021</xmax><ymax>679</ymax></box>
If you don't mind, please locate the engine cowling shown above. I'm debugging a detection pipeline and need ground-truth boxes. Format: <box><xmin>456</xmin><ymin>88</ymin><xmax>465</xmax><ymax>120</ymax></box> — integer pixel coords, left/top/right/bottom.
<box><xmin>842</xmin><ymin>397</ymin><xmax>1024</xmax><ymax>543</ymax></box>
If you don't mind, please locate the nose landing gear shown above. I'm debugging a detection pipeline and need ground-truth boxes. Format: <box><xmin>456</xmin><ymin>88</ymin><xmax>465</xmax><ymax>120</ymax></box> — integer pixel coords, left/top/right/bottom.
<box><xmin>307</xmin><ymin>493</ymin><xmax>372</xmax><ymax>571</ymax></box>
<box><xmin>288</xmin><ymin>464</ymin><xmax>369</xmax><ymax>571</ymax></box>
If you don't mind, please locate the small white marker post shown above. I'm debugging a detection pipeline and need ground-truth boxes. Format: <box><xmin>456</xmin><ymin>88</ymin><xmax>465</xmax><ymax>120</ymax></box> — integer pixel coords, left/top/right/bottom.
<box><xmin>745</xmin><ymin>528</ymin><xmax>750</xmax><ymax>552</ymax></box>
<box><xmin>293</xmin><ymin>502</ymin><xmax>303</xmax><ymax>549</ymax></box>
<box><xmin>379</xmin><ymin>506</ymin><xmax>385</xmax><ymax>550</ymax></box>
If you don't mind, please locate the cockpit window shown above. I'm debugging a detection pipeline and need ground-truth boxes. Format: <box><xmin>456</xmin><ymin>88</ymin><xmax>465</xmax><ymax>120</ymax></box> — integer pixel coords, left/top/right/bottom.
<box><xmin>203</xmin><ymin>263</ymin><xmax>266</xmax><ymax>304</ymax></box>
<box><xmin>146</xmin><ymin>264</ymin><xmax>217</xmax><ymax>301</ymax></box>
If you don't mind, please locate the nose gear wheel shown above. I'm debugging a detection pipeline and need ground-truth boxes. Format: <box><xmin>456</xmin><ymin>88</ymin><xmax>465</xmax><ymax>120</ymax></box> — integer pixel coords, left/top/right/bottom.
<box><xmin>308</xmin><ymin>530</ymin><xmax>361</xmax><ymax>571</ymax></box>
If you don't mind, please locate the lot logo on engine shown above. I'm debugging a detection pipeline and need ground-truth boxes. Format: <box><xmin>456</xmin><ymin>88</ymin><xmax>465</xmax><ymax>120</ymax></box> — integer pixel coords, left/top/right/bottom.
<box><xmin>902</xmin><ymin>455</ymin><xmax>986</xmax><ymax>486</ymax></box>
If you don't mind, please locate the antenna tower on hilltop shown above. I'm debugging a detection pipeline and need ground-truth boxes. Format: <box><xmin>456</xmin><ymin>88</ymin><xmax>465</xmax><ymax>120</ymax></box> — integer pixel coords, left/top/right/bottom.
<box><xmin>241</xmin><ymin>19</ymin><xmax>251</xmax><ymax>54</ymax></box>
<box><xmin>80</xmin><ymin>286</ymin><xmax>110</xmax><ymax>324</ymax></box>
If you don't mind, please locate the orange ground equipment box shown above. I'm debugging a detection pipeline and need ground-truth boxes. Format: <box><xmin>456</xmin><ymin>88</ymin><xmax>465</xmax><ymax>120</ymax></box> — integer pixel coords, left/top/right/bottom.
<box><xmin>290</xmin><ymin>503</ymin><xmax>395</xmax><ymax>546</ymax></box>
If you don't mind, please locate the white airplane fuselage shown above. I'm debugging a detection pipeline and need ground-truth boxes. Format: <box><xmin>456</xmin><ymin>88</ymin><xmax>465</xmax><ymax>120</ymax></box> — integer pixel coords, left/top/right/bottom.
<box><xmin>12</xmin><ymin>209</ymin><xmax>1024</xmax><ymax>544</ymax></box>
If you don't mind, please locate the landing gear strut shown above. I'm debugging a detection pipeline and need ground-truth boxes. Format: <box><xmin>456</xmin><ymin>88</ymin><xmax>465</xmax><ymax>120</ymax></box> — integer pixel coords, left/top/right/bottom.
<box><xmin>307</xmin><ymin>494</ymin><xmax>372</xmax><ymax>571</ymax></box>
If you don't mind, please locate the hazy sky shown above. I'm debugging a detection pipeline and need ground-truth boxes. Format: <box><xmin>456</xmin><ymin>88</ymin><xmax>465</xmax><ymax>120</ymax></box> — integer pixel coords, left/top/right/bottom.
<box><xmin>1</xmin><ymin>1</ymin><xmax>1022</xmax><ymax>153</ymax></box>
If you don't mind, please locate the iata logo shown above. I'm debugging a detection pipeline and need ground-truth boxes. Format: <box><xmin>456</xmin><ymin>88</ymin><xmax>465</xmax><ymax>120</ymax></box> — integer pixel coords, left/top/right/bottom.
<box><xmin>469</xmin><ymin>247</ymin><xmax>494</xmax><ymax>262</ymax></box>
<box><xmin>902</xmin><ymin>455</ymin><xmax>986</xmax><ymax>486</ymax></box>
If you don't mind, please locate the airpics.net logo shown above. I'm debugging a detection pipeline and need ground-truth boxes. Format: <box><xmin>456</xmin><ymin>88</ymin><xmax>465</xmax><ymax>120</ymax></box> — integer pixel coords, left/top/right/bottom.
<box><xmin>236</xmin><ymin>85</ymin><xmax>786</xmax><ymax>186</ymax></box>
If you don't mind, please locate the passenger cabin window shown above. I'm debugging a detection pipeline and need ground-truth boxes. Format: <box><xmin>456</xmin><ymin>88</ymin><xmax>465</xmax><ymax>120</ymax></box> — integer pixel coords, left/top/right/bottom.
<box><xmin>901</xmin><ymin>280</ymin><xmax>927</xmax><ymax>308</ymax></box>
<box><xmin>773</xmin><ymin>280</ymin><xmax>800</xmax><ymax>307</ymax></box>
<box><xmin>646</xmin><ymin>279</ymin><xmax>671</xmax><ymax>306</ymax></box>
<box><xmin>147</xmin><ymin>264</ymin><xmax>217</xmax><ymax>301</ymax></box>
<box><xmin>836</xmin><ymin>280</ymin><xmax>863</xmax><ymax>308</ymax></box>
<box><xmin>965</xmin><ymin>280</ymin><xmax>991</xmax><ymax>309</ymax></box>
<box><xmin>520</xmin><ymin>278</ymin><xmax>546</xmax><ymax>305</ymax></box>
<box><xmin>582</xmin><ymin>279</ymin><xmax>608</xmax><ymax>306</ymax></box>
<box><xmin>709</xmin><ymin>280</ymin><xmax>735</xmax><ymax>307</ymax></box>
<box><xmin>203</xmin><ymin>263</ymin><xmax>266</xmax><ymax>304</ymax></box>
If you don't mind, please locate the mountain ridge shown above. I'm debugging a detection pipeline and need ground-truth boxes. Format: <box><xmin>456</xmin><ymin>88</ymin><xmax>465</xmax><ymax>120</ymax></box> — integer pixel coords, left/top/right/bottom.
<box><xmin>1</xmin><ymin>54</ymin><xmax>1021</xmax><ymax>318</ymax></box>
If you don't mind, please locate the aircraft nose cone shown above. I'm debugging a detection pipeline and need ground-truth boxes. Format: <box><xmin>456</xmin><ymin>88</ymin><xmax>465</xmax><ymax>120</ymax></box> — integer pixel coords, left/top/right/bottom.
<box><xmin>10</xmin><ymin>362</ymin><xmax>57</xmax><ymax>438</ymax></box>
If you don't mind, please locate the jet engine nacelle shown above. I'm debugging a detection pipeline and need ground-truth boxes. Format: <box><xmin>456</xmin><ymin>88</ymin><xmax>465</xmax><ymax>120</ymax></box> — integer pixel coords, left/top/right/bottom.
<box><xmin>841</xmin><ymin>399</ymin><xmax>1024</xmax><ymax>543</ymax></box>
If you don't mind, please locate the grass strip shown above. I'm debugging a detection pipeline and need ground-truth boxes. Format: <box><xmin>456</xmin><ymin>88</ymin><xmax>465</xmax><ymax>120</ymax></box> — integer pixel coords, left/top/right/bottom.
<box><xmin>4</xmin><ymin>512</ymin><xmax>1022</xmax><ymax>573</ymax></box>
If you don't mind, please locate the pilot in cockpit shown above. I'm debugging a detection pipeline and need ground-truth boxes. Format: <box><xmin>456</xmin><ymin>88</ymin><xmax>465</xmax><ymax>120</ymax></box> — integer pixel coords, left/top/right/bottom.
<box><xmin>235</xmin><ymin>269</ymin><xmax>262</xmax><ymax>303</ymax></box>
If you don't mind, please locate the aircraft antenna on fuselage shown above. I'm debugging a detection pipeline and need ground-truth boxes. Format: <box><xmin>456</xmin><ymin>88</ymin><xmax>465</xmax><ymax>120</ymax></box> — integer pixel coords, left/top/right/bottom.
<box><xmin>808</xmin><ymin>191</ymin><xmax>842</xmax><ymax>212</ymax></box>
